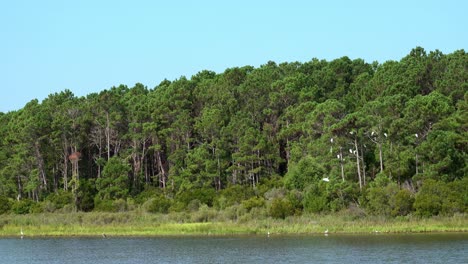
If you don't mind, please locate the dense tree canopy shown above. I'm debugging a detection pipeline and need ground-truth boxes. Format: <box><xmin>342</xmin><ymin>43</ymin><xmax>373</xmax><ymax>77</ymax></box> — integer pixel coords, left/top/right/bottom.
<box><xmin>0</xmin><ymin>47</ymin><xmax>466</xmax><ymax>217</ymax></box>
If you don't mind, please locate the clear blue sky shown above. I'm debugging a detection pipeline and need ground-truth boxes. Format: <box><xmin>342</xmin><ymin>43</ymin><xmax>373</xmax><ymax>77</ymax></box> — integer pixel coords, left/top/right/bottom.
<box><xmin>1</xmin><ymin>0</ymin><xmax>466</xmax><ymax>112</ymax></box>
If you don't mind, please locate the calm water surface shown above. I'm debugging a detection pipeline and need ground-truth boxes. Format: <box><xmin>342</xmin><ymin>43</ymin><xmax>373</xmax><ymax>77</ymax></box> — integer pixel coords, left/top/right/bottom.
<box><xmin>0</xmin><ymin>233</ymin><xmax>466</xmax><ymax>263</ymax></box>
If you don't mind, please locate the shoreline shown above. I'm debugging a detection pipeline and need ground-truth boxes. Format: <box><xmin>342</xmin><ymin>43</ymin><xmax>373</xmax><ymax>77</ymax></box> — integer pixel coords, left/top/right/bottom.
<box><xmin>1</xmin><ymin>212</ymin><xmax>466</xmax><ymax>237</ymax></box>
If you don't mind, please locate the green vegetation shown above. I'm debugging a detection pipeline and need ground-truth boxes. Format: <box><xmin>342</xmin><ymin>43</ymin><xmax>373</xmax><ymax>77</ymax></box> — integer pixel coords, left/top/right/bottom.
<box><xmin>0</xmin><ymin>47</ymin><xmax>466</xmax><ymax>235</ymax></box>
<box><xmin>0</xmin><ymin>211</ymin><xmax>466</xmax><ymax>237</ymax></box>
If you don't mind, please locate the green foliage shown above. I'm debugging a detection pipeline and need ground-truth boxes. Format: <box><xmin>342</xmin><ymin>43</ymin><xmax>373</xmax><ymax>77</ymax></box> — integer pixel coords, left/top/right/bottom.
<box><xmin>0</xmin><ymin>47</ymin><xmax>465</xmax><ymax>219</ymax></box>
<box><xmin>414</xmin><ymin>179</ymin><xmax>465</xmax><ymax>217</ymax></box>
<box><xmin>215</xmin><ymin>185</ymin><xmax>255</xmax><ymax>208</ymax></box>
<box><xmin>303</xmin><ymin>183</ymin><xmax>329</xmax><ymax>213</ymax></box>
<box><xmin>94</xmin><ymin>198</ymin><xmax>127</xmax><ymax>212</ymax></box>
<box><xmin>241</xmin><ymin>197</ymin><xmax>265</xmax><ymax>212</ymax></box>
<box><xmin>11</xmin><ymin>199</ymin><xmax>34</xmax><ymax>215</ymax></box>
<box><xmin>365</xmin><ymin>181</ymin><xmax>399</xmax><ymax>216</ymax></box>
<box><xmin>143</xmin><ymin>195</ymin><xmax>172</xmax><ymax>214</ymax></box>
<box><xmin>390</xmin><ymin>189</ymin><xmax>414</xmax><ymax>217</ymax></box>
<box><xmin>0</xmin><ymin>196</ymin><xmax>11</xmax><ymax>214</ymax></box>
<box><xmin>268</xmin><ymin>198</ymin><xmax>294</xmax><ymax>219</ymax></box>
<box><xmin>284</xmin><ymin>156</ymin><xmax>325</xmax><ymax>190</ymax></box>
<box><xmin>175</xmin><ymin>188</ymin><xmax>216</xmax><ymax>209</ymax></box>
<box><xmin>46</xmin><ymin>191</ymin><xmax>73</xmax><ymax>210</ymax></box>
<box><xmin>96</xmin><ymin>157</ymin><xmax>130</xmax><ymax>200</ymax></box>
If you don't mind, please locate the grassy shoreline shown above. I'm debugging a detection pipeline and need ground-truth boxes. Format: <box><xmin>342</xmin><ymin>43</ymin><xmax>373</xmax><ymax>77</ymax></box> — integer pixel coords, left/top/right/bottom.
<box><xmin>0</xmin><ymin>212</ymin><xmax>466</xmax><ymax>237</ymax></box>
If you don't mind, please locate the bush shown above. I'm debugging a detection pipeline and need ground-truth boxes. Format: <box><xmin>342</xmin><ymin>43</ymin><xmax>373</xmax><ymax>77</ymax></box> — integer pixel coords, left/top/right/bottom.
<box><xmin>113</xmin><ymin>199</ymin><xmax>128</xmax><ymax>212</ymax></box>
<box><xmin>215</xmin><ymin>185</ymin><xmax>255</xmax><ymax>208</ymax></box>
<box><xmin>143</xmin><ymin>195</ymin><xmax>172</xmax><ymax>214</ymax></box>
<box><xmin>176</xmin><ymin>188</ymin><xmax>216</xmax><ymax>208</ymax></box>
<box><xmin>284</xmin><ymin>156</ymin><xmax>325</xmax><ymax>190</ymax></box>
<box><xmin>0</xmin><ymin>196</ymin><xmax>11</xmax><ymax>214</ymax></box>
<box><xmin>191</xmin><ymin>204</ymin><xmax>217</xmax><ymax>222</ymax></box>
<box><xmin>135</xmin><ymin>186</ymin><xmax>164</xmax><ymax>205</ymax></box>
<box><xmin>328</xmin><ymin>181</ymin><xmax>359</xmax><ymax>212</ymax></box>
<box><xmin>94</xmin><ymin>198</ymin><xmax>118</xmax><ymax>212</ymax></box>
<box><xmin>286</xmin><ymin>189</ymin><xmax>303</xmax><ymax>215</ymax></box>
<box><xmin>187</xmin><ymin>199</ymin><xmax>202</xmax><ymax>212</ymax></box>
<box><xmin>413</xmin><ymin>179</ymin><xmax>464</xmax><ymax>217</ymax></box>
<box><xmin>365</xmin><ymin>182</ymin><xmax>398</xmax><ymax>216</ymax></box>
<box><xmin>12</xmin><ymin>199</ymin><xmax>34</xmax><ymax>214</ymax></box>
<box><xmin>241</xmin><ymin>197</ymin><xmax>265</xmax><ymax>212</ymax></box>
<box><xmin>268</xmin><ymin>198</ymin><xmax>294</xmax><ymax>219</ymax></box>
<box><xmin>303</xmin><ymin>184</ymin><xmax>328</xmax><ymax>213</ymax></box>
<box><xmin>46</xmin><ymin>191</ymin><xmax>73</xmax><ymax>209</ymax></box>
<box><xmin>390</xmin><ymin>189</ymin><xmax>414</xmax><ymax>216</ymax></box>
<box><xmin>77</xmin><ymin>179</ymin><xmax>96</xmax><ymax>212</ymax></box>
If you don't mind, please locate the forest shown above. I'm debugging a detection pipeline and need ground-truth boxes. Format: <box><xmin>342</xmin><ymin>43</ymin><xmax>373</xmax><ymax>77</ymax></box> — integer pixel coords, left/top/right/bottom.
<box><xmin>0</xmin><ymin>47</ymin><xmax>466</xmax><ymax>219</ymax></box>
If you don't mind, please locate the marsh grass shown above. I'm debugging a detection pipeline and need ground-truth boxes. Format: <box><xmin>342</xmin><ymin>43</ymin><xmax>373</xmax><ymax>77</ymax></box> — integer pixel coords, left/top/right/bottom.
<box><xmin>0</xmin><ymin>211</ymin><xmax>466</xmax><ymax>237</ymax></box>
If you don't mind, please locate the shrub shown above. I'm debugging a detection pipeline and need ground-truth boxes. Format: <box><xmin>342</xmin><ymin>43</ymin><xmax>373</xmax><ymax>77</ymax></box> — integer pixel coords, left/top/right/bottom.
<box><xmin>241</xmin><ymin>197</ymin><xmax>265</xmax><ymax>212</ymax></box>
<box><xmin>176</xmin><ymin>188</ymin><xmax>216</xmax><ymax>208</ymax></box>
<box><xmin>46</xmin><ymin>191</ymin><xmax>73</xmax><ymax>209</ymax></box>
<box><xmin>12</xmin><ymin>199</ymin><xmax>34</xmax><ymax>214</ymax></box>
<box><xmin>0</xmin><ymin>196</ymin><xmax>11</xmax><ymax>214</ymax></box>
<box><xmin>413</xmin><ymin>179</ymin><xmax>460</xmax><ymax>217</ymax></box>
<box><xmin>135</xmin><ymin>186</ymin><xmax>164</xmax><ymax>205</ymax></box>
<box><xmin>192</xmin><ymin>204</ymin><xmax>217</xmax><ymax>222</ymax></box>
<box><xmin>113</xmin><ymin>198</ymin><xmax>128</xmax><ymax>212</ymax></box>
<box><xmin>216</xmin><ymin>185</ymin><xmax>255</xmax><ymax>207</ymax></box>
<box><xmin>303</xmin><ymin>184</ymin><xmax>328</xmax><ymax>213</ymax></box>
<box><xmin>268</xmin><ymin>198</ymin><xmax>294</xmax><ymax>219</ymax></box>
<box><xmin>187</xmin><ymin>199</ymin><xmax>202</xmax><ymax>212</ymax></box>
<box><xmin>284</xmin><ymin>156</ymin><xmax>325</xmax><ymax>190</ymax></box>
<box><xmin>94</xmin><ymin>198</ymin><xmax>118</xmax><ymax>212</ymax></box>
<box><xmin>143</xmin><ymin>196</ymin><xmax>172</xmax><ymax>214</ymax></box>
<box><xmin>286</xmin><ymin>189</ymin><xmax>303</xmax><ymax>215</ymax></box>
<box><xmin>365</xmin><ymin>182</ymin><xmax>398</xmax><ymax>216</ymax></box>
<box><xmin>390</xmin><ymin>189</ymin><xmax>414</xmax><ymax>216</ymax></box>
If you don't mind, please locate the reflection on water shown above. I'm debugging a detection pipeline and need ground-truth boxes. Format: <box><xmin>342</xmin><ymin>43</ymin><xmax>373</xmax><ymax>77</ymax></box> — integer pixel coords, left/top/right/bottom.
<box><xmin>0</xmin><ymin>233</ymin><xmax>466</xmax><ymax>264</ymax></box>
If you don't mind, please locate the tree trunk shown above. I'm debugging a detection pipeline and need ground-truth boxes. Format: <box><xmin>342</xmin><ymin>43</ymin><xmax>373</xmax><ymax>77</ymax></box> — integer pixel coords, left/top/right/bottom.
<box><xmin>354</xmin><ymin>138</ymin><xmax>362</xmax><ymax>191</ymax></box>
<box><xmin>339</xmin><ymin>147</ymin><xmax>345</xmax><ymax>182</ymax></box>
<box><xmin>106</xmin><ymin>112</ymin><xmax>111</xmax><ymax>160</ymax></box>
<box><xmin>34</xmin><ymin>140</ymin><xmax>47</xmax><ymax>190</ymax></box>
<box><xmin>379</xmin><ymin>142</ymin><xmax>384</xmax><ymax>173</ymax></box>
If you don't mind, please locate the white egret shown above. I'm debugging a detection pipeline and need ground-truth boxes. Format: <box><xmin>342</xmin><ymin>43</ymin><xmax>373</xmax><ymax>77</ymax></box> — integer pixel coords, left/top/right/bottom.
<box><xmin>415</xmin><ymin>133</ymin><xmax>418</xmax><ymax>138</ymax></box>
<box><xmin>20</xmin><ymin>227</ymin><xmax>24</xmax><ymax>239</ymax></box>
<box><xmin>384</xmin><ymin>133</ymin><xmax>388</xmax><ymax>138</ymax></box>
<box><xmin>322</xmin><ymin>177</ymin><xmax>330</xmax><ymax>182</ymax></box>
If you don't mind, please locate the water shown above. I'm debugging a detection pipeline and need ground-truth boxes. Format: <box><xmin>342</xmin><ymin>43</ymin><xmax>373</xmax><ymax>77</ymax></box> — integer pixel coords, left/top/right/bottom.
<box><xmin>0</xmin><ymin>233</ymin><xmax>466</xmax><ymax>263</ymax></box>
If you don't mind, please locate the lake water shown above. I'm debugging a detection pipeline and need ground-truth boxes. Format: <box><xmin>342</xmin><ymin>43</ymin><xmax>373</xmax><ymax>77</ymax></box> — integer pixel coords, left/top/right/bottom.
<box><xmin>0</xmin><ymin>233</ymin><xmax>466</xmax><ymax>263</ymax></box>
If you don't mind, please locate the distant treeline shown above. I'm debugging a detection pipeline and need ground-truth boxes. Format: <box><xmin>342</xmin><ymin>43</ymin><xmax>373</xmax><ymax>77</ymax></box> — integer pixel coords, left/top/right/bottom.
<box><xmin>0</xmin><ymin>47</ymin><xmax>466</xmax><ymax>218</ymax></box>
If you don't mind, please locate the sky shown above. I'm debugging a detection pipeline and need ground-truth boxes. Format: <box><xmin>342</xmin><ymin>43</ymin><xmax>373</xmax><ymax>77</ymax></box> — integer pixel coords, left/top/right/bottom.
<box><xmin>0</xmin><ymin>0</ymin><xmax>466</xmax><ymax>112</ymax></box>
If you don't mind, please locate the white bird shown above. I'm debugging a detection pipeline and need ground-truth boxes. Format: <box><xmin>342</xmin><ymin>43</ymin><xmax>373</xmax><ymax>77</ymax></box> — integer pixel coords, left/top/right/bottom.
<box><xmin>415</xmin><ymin>133</ymin><xmax>418</xmax><ymax>138</ymax></box>
<box><xmin>349</xmin><ymin>149</ymin><xmax>353</xmax><ymax>154</ymax></box>
<box><xmin>267</xmin><ymin>231</ymin><xmax>270</xmax><ymax>237</ymax></box>
<box><xmin>384</xmin><ymin>133</ymin><xmax>388</xmax><ymax>138</ymax></box>
<box><xmin>330</xmin><ymin>138</ymin><xmax>334</xmax><ymax>143</ymax></box>
<box><xmin>371</xmin><ymin>131</ymin><xmax>375</xmax><ymax>136</ymax></box>
<box><xmin>349</xmin><ymin>131</ymin><xmax>354</xmax><ymax>135</ymax></box>
<box><xmin>322</xmin><ymin>177</ymin><xmax>330</xmax><ymax>182</ymax></box>
<box><xmin>20</xmin><ymin>228</ymin><xmax>24</xmax><ymax>239</ymax></box>
<box><xmin>324</xmin><ymin>229</ymin><xmax>329</xmax><ymax>236</ymax></box>
<box><xmin>337</xmin><ymin>154</ymin><xmax>341</xmax><ymax>159</ymax></box>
